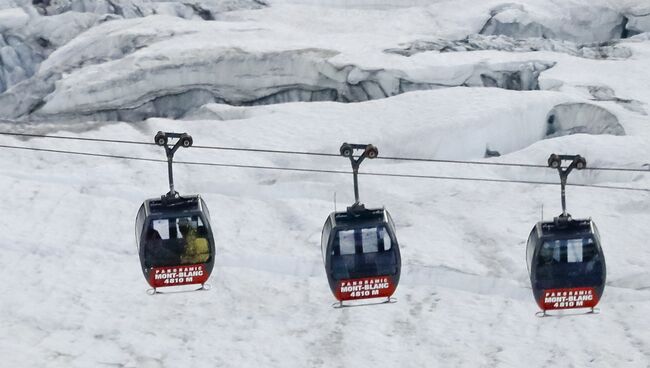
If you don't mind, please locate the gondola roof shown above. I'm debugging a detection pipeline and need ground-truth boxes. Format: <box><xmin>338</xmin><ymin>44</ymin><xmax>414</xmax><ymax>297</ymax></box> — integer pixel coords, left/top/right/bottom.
<box><xmin>331</xmin><ymin>207</ymin><xmax>387</xmax><ymax>227</ymax></box>
<box><xmin>536</xmin><ymin>217</ymin><xmax>594</xmax><ymax>239</ymax></box>
<box><xmin>145</xmin><ymin>194</ymin><xmax>203</xmax><ymax>215</ymax></box>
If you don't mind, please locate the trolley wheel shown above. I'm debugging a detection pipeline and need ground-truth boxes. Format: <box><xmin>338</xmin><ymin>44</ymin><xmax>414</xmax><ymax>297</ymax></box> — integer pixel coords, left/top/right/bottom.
<box><xmin>154</xmin><ymin>131</ymin><xmax>168</xmax><ymax>146</ymax></box>
<box><xmin>365</xmin><ymin>145</ymin><xmax>378</xmax><ymax>159</ymax></box>
<box><xmin>575</xmin><ymin>156</ymin><xmax>586</xmax><ymax>170</ymax></box>
<box><xmin>548</xmin><ymin>154</ymin><xmax>561</xmax><ymax>169</ymax></box>
<box><xmin>180</xmin><ymin>134</ymin><xmax>193</xmax><ymax>148</ymax></box>
<box><xmin>340</xmin><ymin>143</ymin><xmax>353</xmax><ymax>158</ymax></box>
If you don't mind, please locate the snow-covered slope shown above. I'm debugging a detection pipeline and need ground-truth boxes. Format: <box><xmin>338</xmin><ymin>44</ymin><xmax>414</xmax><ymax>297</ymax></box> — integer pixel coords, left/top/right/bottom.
<box><xmin>1</xmin><ymin>1</ymin><xmax>650</xmax><ymax>367</ymax></box>
<box><xmin>1</xmin><ymin>88</ymin><xmax>650</xmax><ymax>367</ymax></box>
<box><xmin>2</xmin><ymin>0</ymin><xmax>650</xmax><ymax>122</ymax></box>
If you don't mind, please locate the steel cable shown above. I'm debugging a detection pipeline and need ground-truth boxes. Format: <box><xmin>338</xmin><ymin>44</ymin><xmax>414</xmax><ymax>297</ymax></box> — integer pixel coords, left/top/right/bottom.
<box><xmin>1</xmin><ymin>131</ymin><xmax>648</xmax><ymax>173</ymax></box>
<box><xmin>0</xmin><ymin>143</ymin><xmax>648</xmax><ymax>193</ymax></box>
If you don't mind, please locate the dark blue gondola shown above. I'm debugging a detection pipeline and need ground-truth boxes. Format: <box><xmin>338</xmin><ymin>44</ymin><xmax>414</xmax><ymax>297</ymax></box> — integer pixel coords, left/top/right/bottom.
<box><xmin>135</xmin><ymin>132</ymin><xmax>216</xmax><ymax>293</ymax></box>
<box><xmin>526</xmin><ymin>154</ymin><xmax>606</xmax><ymax>314</ymax></box>
<box><xmin>321</xmin><ymin>143</ymin><xmax>401</xmax><ymax>306</ymax></box>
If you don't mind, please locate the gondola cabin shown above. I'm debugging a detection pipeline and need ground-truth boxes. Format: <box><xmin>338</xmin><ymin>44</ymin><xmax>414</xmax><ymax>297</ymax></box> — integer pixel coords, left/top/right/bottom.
<box><xmin>525</xmin><ymin>153</ymin><xmax>606</xmax><ymax>313</ymax></box>
<box><xmin>321</xmin><ymin>207</ymin><xmax>401</xmax><ymax>302</ymax></box>
<box><xmin>136</xmin><ymin>195</ymin><xmax>215</xmax><ymax>289</ymax></box>
<box><xmin>526</xmin><ymin>217</ymin><xmax>606</xmax><ymax>312</ymax></box>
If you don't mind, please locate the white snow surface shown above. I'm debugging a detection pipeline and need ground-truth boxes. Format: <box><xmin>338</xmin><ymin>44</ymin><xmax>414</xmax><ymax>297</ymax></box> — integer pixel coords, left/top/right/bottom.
<box><xmin>1</xmin><ymin>0</ymin><xmax>650</xmax><ymax>120</ymax></box>
<box><xmin>0</xmin><ymin>1</ymin><xmax>650</xmax><ymax>367</ymax></box>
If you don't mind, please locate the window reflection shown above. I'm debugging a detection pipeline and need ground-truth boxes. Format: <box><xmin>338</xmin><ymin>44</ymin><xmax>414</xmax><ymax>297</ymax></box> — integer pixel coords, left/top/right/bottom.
<box><xmin>144</xmin><ymin>216</ymin><xmax>210</xmax><ymax>267</ymax></box>
<box><xmin>331</xmin><ymin>225</ymin><xmax>396</xmax><ymax>280</ymax></box>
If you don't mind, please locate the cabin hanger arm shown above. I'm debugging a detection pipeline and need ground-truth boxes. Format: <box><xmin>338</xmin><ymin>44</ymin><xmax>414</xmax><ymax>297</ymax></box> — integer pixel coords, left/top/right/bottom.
<box><xmin>154</xmin><ymin>131</ymin><xmax>194</xmax><ymax>200</ymax></box>
<box><xmin>339</xmin><ymin>143</ymin><xmax>378</xmax><ymax>213</ymax></box>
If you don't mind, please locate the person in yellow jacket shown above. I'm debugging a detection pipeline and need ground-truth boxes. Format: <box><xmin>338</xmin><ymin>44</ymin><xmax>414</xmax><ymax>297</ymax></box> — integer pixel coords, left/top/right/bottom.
<box><xmin>178</xmin><ymin>218</ymin><xmax>210</xmax><ymax>264</ymax></box>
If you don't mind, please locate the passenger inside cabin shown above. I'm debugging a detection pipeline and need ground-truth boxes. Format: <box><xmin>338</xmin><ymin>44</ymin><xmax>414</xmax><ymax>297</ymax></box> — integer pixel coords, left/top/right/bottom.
<box><xmin>178</xmin><ymin>217</ymin><xmax>210</xmax><ymax>264</ymax></box>
<box><xmin>144</xmin><ymin>227</ymin><xmax>178</xmax><ymax>267</ymax></box>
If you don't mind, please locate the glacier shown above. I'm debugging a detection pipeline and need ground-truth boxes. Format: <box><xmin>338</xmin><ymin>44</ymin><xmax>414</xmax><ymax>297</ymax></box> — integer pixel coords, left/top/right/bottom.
<box><xmin>1</xmin><ymin>0</ymin><xmax>648</xmax><ymax>122</ymax></box>
<box><xmin>0</xmin><ymin>0</ymin><xmax>650</xmax><ymax>367</ymax></box>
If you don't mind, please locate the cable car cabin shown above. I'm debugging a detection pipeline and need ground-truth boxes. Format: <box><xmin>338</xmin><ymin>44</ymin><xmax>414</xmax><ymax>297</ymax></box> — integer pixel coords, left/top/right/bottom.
<box><xmin>321</xmin><ymin>208</ymin><xmax>401</xmax><ymax>302</ymax></box>
<box><xmin>135</xmin><ymin>195</ymin><xmax>215</xmax><ymax>289</ymax></box>
<box><xmin>526</xmin><ymin>218</ymin><xmax>606</xmax><ymax>312</ymax></box>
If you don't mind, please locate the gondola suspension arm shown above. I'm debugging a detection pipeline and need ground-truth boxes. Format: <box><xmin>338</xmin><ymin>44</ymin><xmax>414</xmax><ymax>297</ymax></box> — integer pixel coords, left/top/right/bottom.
<box><xmin>339</xmin><ymin>143</ymin><xmax>378</xmax><ymax>212</ymax></box>
<box><xmin>547</xmin><ymin>154</ymin><xmax>587</xmax><ymax>219</ymax></box>
<box><xmin>154</xmin><ymin>131</ymin><xmax>193</xmax><ymax>199</ymax></box>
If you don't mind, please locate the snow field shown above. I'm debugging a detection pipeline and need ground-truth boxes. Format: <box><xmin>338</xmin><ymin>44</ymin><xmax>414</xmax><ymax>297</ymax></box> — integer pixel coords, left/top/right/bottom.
<box><xmin>1</xmin><ymin>86</ymin><xmax>650</xmax><ymax>366</ymax></box>
<box><xmin>1</xmin><ymin>0</ymin><xmax>650</xmax><ymax>366</ymax></box>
